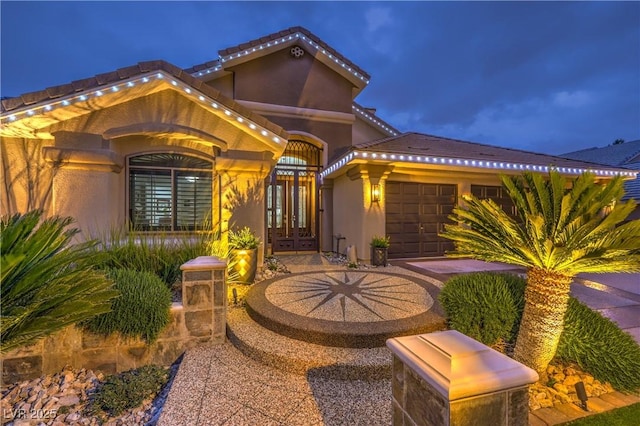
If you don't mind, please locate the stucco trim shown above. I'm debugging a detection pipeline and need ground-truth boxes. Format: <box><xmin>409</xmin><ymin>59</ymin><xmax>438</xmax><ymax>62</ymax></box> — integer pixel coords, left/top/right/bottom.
<box><xmin>237</xmin><ymin>100</ymin><xmax>355</xmax><ymax>125</ymax></box>
<box><xmin>42</xmin><ymin>147</ymin><xmax>124</xmax><ymax>173</ymax></box>
<box><xmin>103</xmin><ymin>123</ymin><xmax>228</xmax><ymax>153</ymax></box>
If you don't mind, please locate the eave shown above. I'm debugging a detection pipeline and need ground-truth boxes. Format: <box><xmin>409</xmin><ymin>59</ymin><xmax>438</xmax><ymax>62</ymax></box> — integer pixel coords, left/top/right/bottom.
<box><xmin>321</xmin><ymin>149</ymin><xmax>638</xmax><ymax>180</ymax></box>
<box><xmin>1</xmin><ymin>70</ymin><xmax>288</xmax><ymax>155</ymax></box>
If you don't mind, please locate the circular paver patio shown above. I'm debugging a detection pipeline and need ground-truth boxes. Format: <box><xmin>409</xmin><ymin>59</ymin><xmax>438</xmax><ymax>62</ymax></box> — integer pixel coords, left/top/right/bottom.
<box><xmin>246</xmin><ymin>270</ymin><xmax>446</xmax><ymax>348</ymax></box>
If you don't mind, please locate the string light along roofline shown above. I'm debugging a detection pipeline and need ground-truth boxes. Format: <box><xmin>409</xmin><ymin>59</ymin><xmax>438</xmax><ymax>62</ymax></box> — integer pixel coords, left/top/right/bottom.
<box><xmin>352</xmin><ymin>105</ymin><xmax>399</xmax><ymax>137</ymax></box>
<box><xmin>319</xmin><ymin>151</ymin><xmax>638</xmax><ymax>179</ymax></box>
<box><xmin>1</xmin><ymin>71</ymin><xmax>285</xmax><ymax>146</ymax></box>
<box><xmin>192</xmin><ymin>32</ymin><xmax>370</xmax><ymax>85</ymax></box>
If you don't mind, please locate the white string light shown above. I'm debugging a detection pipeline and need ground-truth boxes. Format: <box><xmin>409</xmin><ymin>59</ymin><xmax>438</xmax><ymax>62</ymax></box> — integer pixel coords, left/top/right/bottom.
<box><xmin>193</xmin><ymin>32</ymin><xmax>369</xmax><ymax>84</ymax></box>
<box><xmin>352</xmin><ymin>105</ymin><xmax>398</xmax><ymax>136</ymax></box>
<box><xmin>319</xmin><ymin>150</ymin><xmax>637</xmax><ymax>179</ymax></box>
<box><xmin>0</xmin><ymin>71</ymin><xmax>284</xmax><ymax>145</ymax></box>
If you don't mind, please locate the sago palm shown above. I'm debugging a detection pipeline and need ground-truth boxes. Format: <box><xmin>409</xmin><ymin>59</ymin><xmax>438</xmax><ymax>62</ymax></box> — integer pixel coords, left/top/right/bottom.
<box><xmin>1</xmin><ymin>210</ymin><xmax>118</xmax><ymax>353</ymax></box>
<box><xmin>440</xmin><ymin>171</ymin><xmax>640</xmax><ymax>375</ymax></box>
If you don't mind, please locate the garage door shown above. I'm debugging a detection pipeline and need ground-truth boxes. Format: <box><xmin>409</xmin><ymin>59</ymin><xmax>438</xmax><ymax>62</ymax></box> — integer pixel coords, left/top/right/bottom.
<box><xmin>471</xmin><ymin>185</ymin><xmax>517</xmax><ymax>218</ymax></box>
<box><xmin>386</xmin><ymin>182</ymin><xmax>457</xmax><ymax>258</ymax></box>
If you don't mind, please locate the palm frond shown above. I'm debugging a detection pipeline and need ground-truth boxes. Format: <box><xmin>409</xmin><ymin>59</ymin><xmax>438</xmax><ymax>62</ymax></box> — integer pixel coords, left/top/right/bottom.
<box><xmin>441</xmin><ymin>171</ymin><xmax>640</xmax><ymax>274</ymax></box>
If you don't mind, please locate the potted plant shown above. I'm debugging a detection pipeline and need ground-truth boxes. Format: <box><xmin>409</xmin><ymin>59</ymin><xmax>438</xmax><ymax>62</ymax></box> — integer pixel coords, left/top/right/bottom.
<box><xmin>228</xmin><ymin>226</ymin><xmax>261</xmax><ymax>284</ymax></box>
<box><xmin>370</xmin><ymin>235</ymin><xmax>390</xmax><ymax>267</ymax></box>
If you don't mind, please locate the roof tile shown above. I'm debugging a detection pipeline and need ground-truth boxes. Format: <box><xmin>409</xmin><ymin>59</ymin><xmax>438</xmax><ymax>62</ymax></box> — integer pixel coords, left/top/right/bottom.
<box><xmin>354</xmin><ymin>132</ymin><xmax>631</xmax><ymax>174</ymax></box>
<box><xmin>71</xmin><ymin>77</ymin><xmax>98</xmax><ymax>92</ymax></box>
<box><xmin>208</xmin><ymin>26</ymin><xmax>369</xmax><ymax>79</ymax></box>
<box><xmin>95</xmin><ymin>71</ymin><xmax>119</xmax><ymax>85</ymax></box>
<box><xmin>0</xmin><ymin>58</ymin><xmax>288</xmax><ymax>140</ymax></box>
<box><xmin>20</xmin><ymin>91</ymin><xmax>47</xmax><ymax>106</ymax></box>
<box><xmin>139</xmin><ymin>60</ymin><xmax>165</xmax><ymax>73</ymax></box>
<box><xmin>46</xmin><ymin>84</ymin><xmax>75</xmax><ymax>99</ymax></box>
<box><xmin>116</xmin><ymin>65</ymin><xmax>142</xmax><ymax>79</ymax></box>
<box><xmin>2</xmin><ymin>96</ymin><xmax>25</xmax><ymax>112</ymax></box>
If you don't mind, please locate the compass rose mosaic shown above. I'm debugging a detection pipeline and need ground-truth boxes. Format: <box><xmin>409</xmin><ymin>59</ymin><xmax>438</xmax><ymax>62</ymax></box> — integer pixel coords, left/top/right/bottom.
<box><xmin>265</xmin><ymin>271</ymin><xmax>433</xmax><ymax>323</ymax></box>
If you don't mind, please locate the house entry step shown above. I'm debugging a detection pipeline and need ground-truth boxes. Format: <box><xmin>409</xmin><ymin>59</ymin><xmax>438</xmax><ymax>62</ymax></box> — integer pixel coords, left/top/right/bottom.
<box><xmin>226</xmin><ymin>307</ymin><xmax>392</xmax><ymax>380</ymax></box>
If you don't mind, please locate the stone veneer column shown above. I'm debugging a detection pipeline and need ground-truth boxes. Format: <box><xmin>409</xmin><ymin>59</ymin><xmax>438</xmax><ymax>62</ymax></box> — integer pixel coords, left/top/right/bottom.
<box><xmin>180</xmin><ymin>256</ymin><xmax>227</xmax><ymax>344</ymax></box>
<box><xmin>387</xmin><ymin>330</ymin><xmax>539</xmax><ymax>426</ymax></box>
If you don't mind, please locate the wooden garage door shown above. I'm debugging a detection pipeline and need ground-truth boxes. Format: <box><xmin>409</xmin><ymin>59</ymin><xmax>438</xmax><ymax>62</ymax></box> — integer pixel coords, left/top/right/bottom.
<box><xmin>386</xmin><ymin>182</ymin><xmax>457</xmax><ymax>258</ymax></box>
<box><xmin>471</xmin><ymin>185</ymin><xmax>517</xmax><ymax>218</ymax></box>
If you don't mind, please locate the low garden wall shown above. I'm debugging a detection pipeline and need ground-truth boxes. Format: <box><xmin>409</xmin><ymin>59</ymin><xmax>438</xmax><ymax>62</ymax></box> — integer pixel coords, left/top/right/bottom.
<box><xmin>1</xmin><ymin>256</ymin><xmax>227</xmax><ymax>388</ymax></box>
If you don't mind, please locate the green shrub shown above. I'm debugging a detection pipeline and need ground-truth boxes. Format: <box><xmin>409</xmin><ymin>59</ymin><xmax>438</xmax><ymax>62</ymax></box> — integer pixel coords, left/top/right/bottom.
<box><xmin>228</xmin><ymin>226</ymin><xmax>260</xmax><ymax>250</ymax></box>
<box><xmin>556</xmin><ymin>298</ymin><xmax>640</xmax><ymax>392</ymax></box>
<box><xmin>371</xmin><ymin>235</ymin><xmax>390</xmax><ymax>248</ymax></box>
<box><xmin>439</xmin><ymin>272</ymin><xmax>526</xmax><ymax>346</ymax></box>
<box><xmin>441</xmin><ymin>271</ymin><xmax>640</xmax><ymax>392</ymax></box>
<box><xmin>95</xmin><ymin>228</ymin><xmax>209</xmax><ymax>288</ymax></box>
<box><xmin>83</xmin><ymin>268</ymin><xmax>172</xmax><ymax>342</ymax></box>
<box><xmin>88</xmin><ymin>365</ymin><xmax>168</xmax><ymax>417</ymax></box>
<box><xmin>1</xmin><ymin>211</ymin><xmax>117</xmax><ymax>353</ymax></box>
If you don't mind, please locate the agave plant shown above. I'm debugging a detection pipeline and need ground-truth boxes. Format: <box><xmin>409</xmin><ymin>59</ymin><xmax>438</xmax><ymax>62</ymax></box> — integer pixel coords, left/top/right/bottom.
<box><xmin>440</xmin><ymin>171</ymin><xmax>640</xmax><ymax>375</ymax></box>
<box><xmin>1</xmin><ymin>210</ymin><xmax>118</xmax><ymax>353</ymax></box>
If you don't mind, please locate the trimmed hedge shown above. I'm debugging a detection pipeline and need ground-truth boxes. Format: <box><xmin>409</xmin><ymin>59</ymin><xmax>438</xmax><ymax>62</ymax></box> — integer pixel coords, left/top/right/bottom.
<box><xmin>440</xmin><ymin>271</ymin><xmax>640</xmax><ymax>392</ymax></box>
<box><xmin>83</xmin><ymin>268</ymin><xmax>172</xmax><ymax>343</ymax></box>
<box><xmin>439</xmin><ymin>272</ymin><xmax>526</xmax><ymax>346</ymax></box>
<box><xmin>557</xmin><ymin>298</ymin><xmax>640</xmax><ymax>392</ymax></box>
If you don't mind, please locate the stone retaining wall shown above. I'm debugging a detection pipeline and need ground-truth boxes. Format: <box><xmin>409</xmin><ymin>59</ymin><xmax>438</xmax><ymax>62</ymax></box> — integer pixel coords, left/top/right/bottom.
<box><xmin>1</xmin><ymin>256</ymin><xmax>227</xmax><ymax>388</ymax></box>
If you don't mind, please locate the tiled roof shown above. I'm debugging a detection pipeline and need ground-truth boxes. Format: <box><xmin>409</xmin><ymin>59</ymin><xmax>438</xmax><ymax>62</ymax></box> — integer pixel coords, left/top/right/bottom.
<box><xmin>561</xmin><ymin>140</ymin><xmax>640</xmax><ymax>200</ymax></box>
<box><xmin>344</xmin><ymin>132</ymin><xmax>635</xmax><ymax>177</ymax></box>
<box><xmin>561</xmin><ymin>139</ymin><xmax>640</xmax><ymax>166</ymax></box>
<box><xmin>185</xmin><ymin>26</ymin><xmax>370</xmax><ymax>83</ymax></box>
<box><xmin>0</xmin><ymin>60</ymin><xmax>288</xmax><ymax>140</ymax></box>
<box><xmin>623</xmin><ymin>161</ymin><xmax>640</xmax><ymax>200</ymax></box>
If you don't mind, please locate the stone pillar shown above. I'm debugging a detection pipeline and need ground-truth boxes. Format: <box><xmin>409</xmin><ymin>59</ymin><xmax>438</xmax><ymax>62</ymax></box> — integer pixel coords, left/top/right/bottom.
<box><xmin>180</xmin><ymin>256</ymin><xmax>227</xmax><ymax>344</ymax></box>
<box><xmin>387</xmin><ymin>330</ymin><xmax>539</xmax><ymax>426</ymax></box>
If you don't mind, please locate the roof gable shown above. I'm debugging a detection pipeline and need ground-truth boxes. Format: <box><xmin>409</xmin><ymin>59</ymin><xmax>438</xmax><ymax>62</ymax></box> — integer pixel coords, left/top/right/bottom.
<box><xmin>185</xmin><ymin>27</ymin><xmax>370</xmax><ymax>96</ymax></box>
<box><xmin>0</xmin><ymin>60</ymin><xmax>288</xmax><ymax>152</ymax></box>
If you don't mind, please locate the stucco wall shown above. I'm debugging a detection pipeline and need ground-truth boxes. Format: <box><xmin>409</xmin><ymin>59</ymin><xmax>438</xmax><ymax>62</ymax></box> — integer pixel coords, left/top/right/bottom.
<box><xmin>352</xmin><ymin>117</ymin><xmax>389</xmax><ymax>146</ymax></box>
<box><xmin>231</xmin><ymin>48</ymin><xmax>353</xmax><ymax>113</ymax></box>
<box><xmin>53</xmin><ymin>168</ymin><xmax>123</xmax><ymax>237</ymax></box>
<box><xmin>1</xmin><ymin>138</ymin><xmax>56</xmax><ymax>216</ymax></box>
<box><xmin>333</xmin><ymin>173</ymin><xmax>370</xmax><ymax>259</ymax></box>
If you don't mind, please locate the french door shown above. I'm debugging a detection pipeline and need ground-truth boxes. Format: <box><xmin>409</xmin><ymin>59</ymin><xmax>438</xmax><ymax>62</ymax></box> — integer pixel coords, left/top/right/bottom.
<box><xmin>267</xmin><ymin>168</ymin><xmax>319</xmax><ymax>251</ymax></box>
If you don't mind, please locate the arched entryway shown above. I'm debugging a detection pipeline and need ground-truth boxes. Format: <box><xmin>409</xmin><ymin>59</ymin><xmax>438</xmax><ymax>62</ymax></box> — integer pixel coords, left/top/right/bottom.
<box><xmin>267</xmin><ymin>140</ymin><xmax>322</xmax><ymax>251</ymax></box>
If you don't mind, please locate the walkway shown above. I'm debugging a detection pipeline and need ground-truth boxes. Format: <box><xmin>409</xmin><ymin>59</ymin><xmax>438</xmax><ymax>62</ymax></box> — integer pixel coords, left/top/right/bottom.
<box><xmin>159</xmin><ymin>255</ymin><xmax>640</xmax><ymax>425</ymax></box>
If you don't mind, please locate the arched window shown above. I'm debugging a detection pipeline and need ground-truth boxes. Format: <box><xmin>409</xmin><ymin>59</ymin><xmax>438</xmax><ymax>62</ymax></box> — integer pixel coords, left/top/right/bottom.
<box><xmin>128</xmin><ymin>153</ymin><xmax>213</xmax><ymax>231</ymax></box>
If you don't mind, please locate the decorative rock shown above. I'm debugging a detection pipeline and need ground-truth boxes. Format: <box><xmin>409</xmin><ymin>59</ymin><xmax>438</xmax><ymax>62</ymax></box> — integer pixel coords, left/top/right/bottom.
<box><xmin>564</xmin><ymin>375</ymin><xmax>581</xmax><ymax>388</ymax></box>
<box><xmin>539</xmin><ymin>398</ymin><xmax>554</xmax><ymax>408</ymax></box>
<box><xmin>529</xmin><ymin>362</ymin><xmax>617</xmax><ymax>411</ymax></box>
<box><xmin>2</xmin><ymin>364</ymin><xmax>177</xmax><ymax>425</ymax></box>
<box><xmin>553</xmin><ymin>383</ymin><xmax>569</xmax><ymax>394</ymax></box>
<box><xmin>58</xmin><ymin>395</ymin><xmax>80</xmax><ymax>406</ymax></box>
<box><xmin>65</xmin><ymin>412</ymin><xmax>81</xmax><ymax>422</ymax></box>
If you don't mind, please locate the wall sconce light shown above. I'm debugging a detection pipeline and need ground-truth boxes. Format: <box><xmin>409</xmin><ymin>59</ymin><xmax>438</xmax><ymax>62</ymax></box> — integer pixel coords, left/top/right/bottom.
<box><xmin>371</xmin><ymin>183</ymin><xmax>381</xmax><ymax>203</ymax></box>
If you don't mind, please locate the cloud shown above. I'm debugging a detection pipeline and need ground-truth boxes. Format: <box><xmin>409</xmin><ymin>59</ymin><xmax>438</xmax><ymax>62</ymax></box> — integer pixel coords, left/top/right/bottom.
<box><xmin>365</xmin><ymin>7</ymin><xmax>394</xmax><ymax>33</ymax></box>
<box><xmin>553</xmin><ymin>90</ymin><xmax>592</xmax><ymax>108</ymax></box>
<box><xmin>415</xmin><ymin>91</ymin><xmax>610</xmax><ymax>154</ymax></box>
<box><xmin>362</xmin><ymin>6</ymin><xmax>396</xmax><ymax>56</ymax></box>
